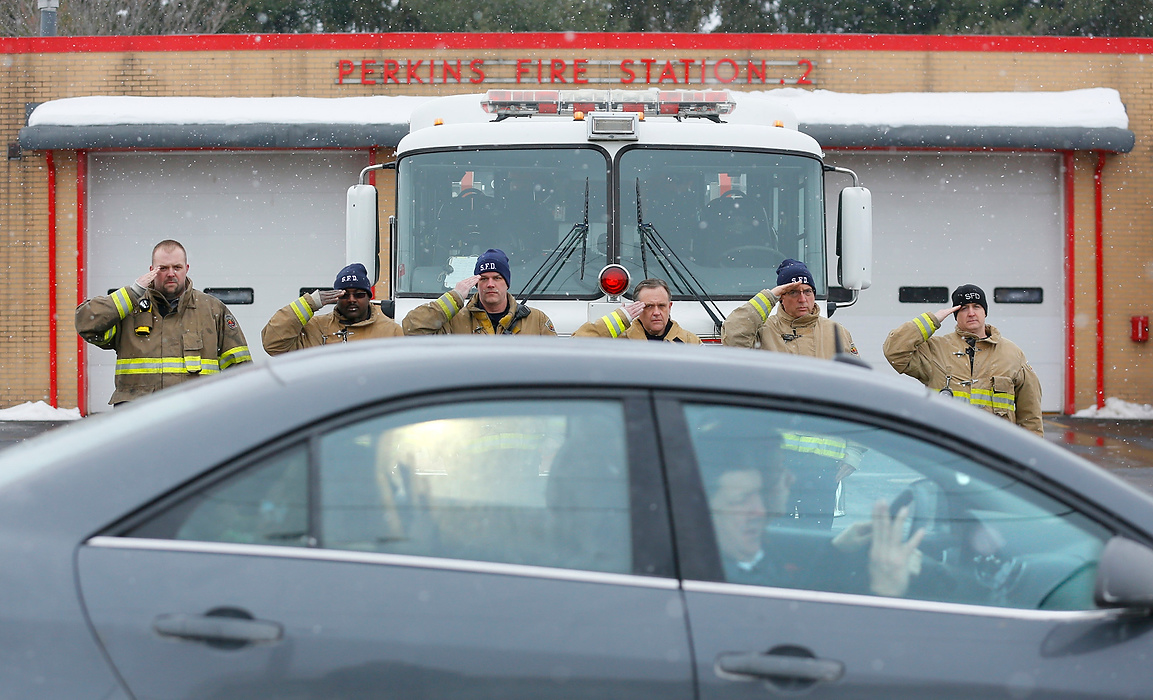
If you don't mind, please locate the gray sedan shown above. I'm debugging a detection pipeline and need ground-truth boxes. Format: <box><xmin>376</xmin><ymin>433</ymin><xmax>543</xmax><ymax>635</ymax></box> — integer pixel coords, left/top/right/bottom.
<box><xmin>2</xmin><ymin>338</ymin><xmax>1152</xmax><ymax>699</ymax></box>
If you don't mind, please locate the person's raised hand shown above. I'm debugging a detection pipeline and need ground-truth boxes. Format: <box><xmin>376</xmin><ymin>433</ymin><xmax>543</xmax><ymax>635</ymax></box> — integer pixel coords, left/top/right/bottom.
<box><xmin>770</xmin><ymin>279</ymin><xmax>807</xmax><ymax>299</ymax></box>
<box><xmin>317</xmin><ymin>289</ymin><xmax>344</xmax><ymax>306</ymax></box>
<box><xmin>934</xmin><ymin>305</ymin><xmax>961</xmax><ymax>323</ymax></box>
<box><xmin>135</xmin><ymin>268</ymin><xmax>159</xmax><ymax>290</ymax></box>
<box><xmin>621</xmin><ymin>299</ymin><xmax>645</xmax><ymax>321</ymax></box>
<box><xmin>454</xmin><ymin>275</ymin><xmax>480</xmax><ymax>301</ymax></box>
<box><xmin>867</xmin><ymin>500</ymin><xmax>925</xmax><ymax>597</ymax></box>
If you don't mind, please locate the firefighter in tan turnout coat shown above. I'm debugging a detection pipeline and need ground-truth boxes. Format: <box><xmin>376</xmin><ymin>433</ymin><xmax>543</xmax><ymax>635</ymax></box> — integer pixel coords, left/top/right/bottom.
<box><xmin>721</xmin><ymin>258</ymin><xmax>858</xmax><ymax>359</ymax></box>
<box><xmin>573</xmin><ymin>278</ymin><xmax>702</xmax><ymax>344</ymax></box>
<box><xmin>262</xmin><ymin>263</ymin><xmax>403</xmax><ymax>356</ymax></box>
<box><xmin>75</xmin><ymin>239</ymin><xmax>252</xmax><ymax>405</ymax></box>
<box><xmin>883</xmin><ymin>284</ymin><xmax>1043</xmax><ymax>437</ymax></box>
<box><xmin>403</xmin><ymin>248</ymin><xmax>556</xmax><ymax>336</ymax></box>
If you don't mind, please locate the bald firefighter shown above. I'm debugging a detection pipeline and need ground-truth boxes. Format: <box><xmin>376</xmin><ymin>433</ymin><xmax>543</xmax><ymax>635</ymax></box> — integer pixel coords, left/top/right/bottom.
<box><xmin>573</xmin><ymin>278</ymin><xmax>702</xmax><ymax>344</ymax></box>
<box><xmin>75</xmin><ymin>239</ymin><xmax>252</xmax><ymax>405</ymax></box>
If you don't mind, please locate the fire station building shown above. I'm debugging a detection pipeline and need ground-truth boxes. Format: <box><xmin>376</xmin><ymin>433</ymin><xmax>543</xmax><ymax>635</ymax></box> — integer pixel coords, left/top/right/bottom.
<box><xmin>1</xmin><ymin>32</ymin><xmax>1150</xmax><ymax>414</ymax></box>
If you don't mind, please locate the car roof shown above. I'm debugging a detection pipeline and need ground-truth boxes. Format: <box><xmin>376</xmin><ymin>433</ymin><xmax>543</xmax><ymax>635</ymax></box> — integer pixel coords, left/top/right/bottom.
<box><xmin>5</xmin><ymin>337</ymin><xmax>1153</xmax><ymax>540</ymax></box>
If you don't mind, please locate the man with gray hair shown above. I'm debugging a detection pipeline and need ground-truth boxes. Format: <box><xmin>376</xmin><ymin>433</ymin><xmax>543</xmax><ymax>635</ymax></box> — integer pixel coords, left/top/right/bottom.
<box><xmin>573</xmin><ymin>278</ymin><xmax>701</xmax><ymax>344</ymax></box>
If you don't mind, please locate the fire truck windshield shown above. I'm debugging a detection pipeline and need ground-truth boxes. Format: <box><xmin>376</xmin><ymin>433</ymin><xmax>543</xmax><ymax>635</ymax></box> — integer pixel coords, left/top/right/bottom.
<box><xmin>395</xmin><ymin>147</ymin><xmax>610</xmax><ymax>298</ymax></box>
<box><xmin>619</xmin><ymin>149</ymin><xmax>827</xmax><ymax>300</ymax></box>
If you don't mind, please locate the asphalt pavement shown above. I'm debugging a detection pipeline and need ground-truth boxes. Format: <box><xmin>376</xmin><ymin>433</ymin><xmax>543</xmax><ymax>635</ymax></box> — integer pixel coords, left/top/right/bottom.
<box><xmin>2</xmin><ymin>415</ymin><xmax>1153</xmax><ymax>495</ymax></box>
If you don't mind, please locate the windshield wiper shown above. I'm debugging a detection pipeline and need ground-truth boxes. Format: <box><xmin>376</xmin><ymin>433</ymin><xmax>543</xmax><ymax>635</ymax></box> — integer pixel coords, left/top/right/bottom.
<box><xmin>635</xmin><ymin>179</ymin><xmax>726</xmax><ymax>334</ymax></box>
<box><xmin>518</xmin><ymin>178</ymin><xmax>589</xmax><ymax>301</ymax></box>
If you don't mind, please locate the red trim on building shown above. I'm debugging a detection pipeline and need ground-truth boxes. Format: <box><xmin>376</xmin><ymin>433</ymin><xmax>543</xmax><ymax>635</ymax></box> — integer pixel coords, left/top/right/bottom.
<box><xmin>46</xmin><ymin>151</ymin><xmax>58</xmax><ymax>408</ymax></box>
<box><xmin>2</xmin><ymin>33</ymin><xmax>1153</xmax><ymax>55</ymax></box>
<box><xmin>1063</xmin><ymin>152</ymin><xmax>1076</xmax><ymax>416</ymax></box>
<box><xmin>76</xmin><ymin>151</ymin><xmax>88</xmax><ymax>416</ymax></box>
<box><xmin>1094</xmin><ymin>152</ymin><xmax>1106</xmax><ymax>409</ymax></box>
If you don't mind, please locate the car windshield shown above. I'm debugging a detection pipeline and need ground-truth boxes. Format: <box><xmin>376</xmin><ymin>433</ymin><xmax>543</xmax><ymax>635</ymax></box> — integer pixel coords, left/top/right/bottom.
<box><xmin>618</xmin><ymin>148</ymin><xmax>827</xmax><ymax>300</ymax></box>
<box><xmin>395</xmin><ymin>147</ymin><xmax>610</xmax><ymax>298</ymax></box>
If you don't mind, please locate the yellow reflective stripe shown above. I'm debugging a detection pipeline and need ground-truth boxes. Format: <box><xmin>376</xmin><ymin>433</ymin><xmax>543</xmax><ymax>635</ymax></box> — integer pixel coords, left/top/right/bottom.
<box><xmin>436</xmin><ymin>292</ymin><xmax>461</xmax><ymax>318</ymax></box>
<box><xmin>101</xmin><ymin>326</ymin><xmax>117</xmax><ymax>343</ymax></box>
<box><xmin>111</xmin><ymin>287</ymin><xmax>133</xmax><ymax>320</ymax></box>
<box><xmin>220</xmin><ymin>346</ymin><xmax>252</xmax><ymax>369</ymax></box>
<box><xmin>969</xmin><ymin>388</ymin><xmax>1016</xmax><ymax>411</ymax></box>
<box><xmin>781</xmin><ymin>432</ymin><xmax>848</xmax><ymax>460</ymax></box>
<box><xmin>603</xmin><ymin>311</ymin><xmax>627</xmax><ymax>338</ymax></box>
<box><xmin>115</xmin><ymin>357</ymin><xmax>220</xmax><ymax>375</ymax></box>
<box><xmin>913</xmin><ymin>313</ymin><xmax>935</xmax><ymax>341</ymax></box>
<box><xmin>290</xmin><ymin>296</ymin><xmax>314</xmax><ymax>326</ymax></box>
<box><xmin>750</xmin><ymin>292</ymin><xmax>772</xmax><ymax>322</ymax></box>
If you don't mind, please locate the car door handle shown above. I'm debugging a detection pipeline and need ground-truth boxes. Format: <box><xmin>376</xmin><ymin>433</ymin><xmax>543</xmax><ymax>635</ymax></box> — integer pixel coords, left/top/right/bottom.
<box><xmin>153</xmin><ymin>612</ymin><xmax>283</xmax><ymax>646</ymax></box>
<box><xmin>716</xmin><ymin>651</ymin><xmax>845</xmax><ymax>683</ymax></box>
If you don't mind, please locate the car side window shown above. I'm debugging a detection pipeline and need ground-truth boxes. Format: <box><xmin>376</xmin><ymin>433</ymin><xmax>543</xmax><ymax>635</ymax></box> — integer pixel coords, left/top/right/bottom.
<box><xmin>684</xmin><ymin>403</ymin><xmax>1111</xmax><ymax>610</ymax></box>
<box><xmin>132</xmin><ymin>399</ymin><xmax>633</xmax><ymax>575</ymax></box>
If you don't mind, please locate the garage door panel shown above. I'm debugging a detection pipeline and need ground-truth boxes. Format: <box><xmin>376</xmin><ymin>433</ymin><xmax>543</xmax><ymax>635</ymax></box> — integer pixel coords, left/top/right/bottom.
<box><xmin>826</xmin><ymin>153</ymin><xmax>1063</xmax><ymax>412</ymax></box>
<box><xmin>86</xmin><ymin>151</ymin><xmax>367</xmax><ymax>412</ymax></box>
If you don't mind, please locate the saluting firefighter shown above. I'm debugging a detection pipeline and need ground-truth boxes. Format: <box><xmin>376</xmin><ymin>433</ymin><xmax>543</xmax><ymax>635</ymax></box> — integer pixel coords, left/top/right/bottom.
<box><xmin>721</xmin><ymin>258</ymin><xmax>858</xmax><ymax>359</ymax></box>
<box><xmin>402</xmin><ymin>248</ymin><xmax>556</xmax><ymax>336</ymax></box>
<box><xmin>262</xmin><ymin>263</ymin><xmax>403</xmax><ymax>356</ymax></box>
<box><xmin>883</xmin><ymin>284</ymin><xmax>1043</xmax><ymax>437</ymax></box>
<box><xmin>573</xmin><ymin>278</ymin><xmax>702</xmax><ymax>344</ymax></box>
<box><xmin>721</xmin><ymin>258</ymin><xmax>863</xmax><ymax>529</ymax></box>
<box><xmin>75</xmin><ymin>239</ymin><xmax>252</xmax><ymax>406</ymax></box>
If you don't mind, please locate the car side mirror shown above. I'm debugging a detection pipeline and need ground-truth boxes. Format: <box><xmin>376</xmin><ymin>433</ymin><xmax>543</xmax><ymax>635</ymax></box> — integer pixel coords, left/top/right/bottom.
<box><xmin>1094</xmin><ymin>536</ymin><xmax>1153</xmax><ymax>610</ymax></box>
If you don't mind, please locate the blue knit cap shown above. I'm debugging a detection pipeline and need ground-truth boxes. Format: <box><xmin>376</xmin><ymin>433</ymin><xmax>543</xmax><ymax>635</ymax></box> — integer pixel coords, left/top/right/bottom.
<box><xmin>776</xmin><ymin>259</ymin><xmax>814</xmax><ymax>288</ymax></box>
<box><xmin>334</xmin><ymin>263</ymin><xmax>372</xmax><ymax>291</ymax></box>
<box><xmin>475</xmin><ymin>248</ymin><xmax>511</xmax><ymax>287</ymax></box>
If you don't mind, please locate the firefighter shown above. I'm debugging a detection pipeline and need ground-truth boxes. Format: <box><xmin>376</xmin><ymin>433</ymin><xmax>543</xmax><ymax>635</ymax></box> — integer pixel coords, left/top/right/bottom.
<box><xmin>402</xmin><ymin>248</ymin><xmax>556</xmax><ymax>336</ymax></box>
<box><xmin>721</xmin><ymin>258</ymin><xmax>862</xmax><ymax>529</ymax></box>
<box><xmin>572</xmin><ymin>278</ymin><xmax>702</xmax><ymax>344</ymax></box>
<box><xmin>883</xmin><ymin>284</ymin><xmax>1043</xmax><ymax>436</ymax></box>
<box><xmin>721</xmin><ymin>258</ymin><xmax>858</xmax><ymax>359</ymax></box>
<box><xmin>75</xmin><ymin>239</ymin><xmax>252</xmax><ymax>405</ymax></box>
<box><xmin>262</xmin><ymin>263</ymin><xmax>403</xmax><ymax>356</ymax></box>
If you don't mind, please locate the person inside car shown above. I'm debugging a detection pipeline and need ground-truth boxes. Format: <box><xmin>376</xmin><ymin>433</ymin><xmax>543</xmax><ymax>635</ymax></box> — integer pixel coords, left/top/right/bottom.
<box><xmin>705</xmin><ymin>448</ymin><xmax>924</xmax><ymax>598</ymax></box>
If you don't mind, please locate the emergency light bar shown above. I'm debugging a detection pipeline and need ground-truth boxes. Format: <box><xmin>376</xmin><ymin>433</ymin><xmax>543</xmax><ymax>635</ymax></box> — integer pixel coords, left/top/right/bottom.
<box><xmin>482</xmin><ymin>89</ymin><xmax>736</xmax><ymax>119</ymax></box>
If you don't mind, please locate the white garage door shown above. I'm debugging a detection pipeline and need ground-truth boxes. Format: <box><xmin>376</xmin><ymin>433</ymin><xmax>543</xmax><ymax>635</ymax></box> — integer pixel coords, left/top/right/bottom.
<box><xmin>825</xmin><ymin>152</ymin><xmax>1064</xmax><ymax>412</ymax></box>
<box><xmin>85</xmin><ymin>150</ymin><xmax>369</xmax><ymax>411</ymax></box>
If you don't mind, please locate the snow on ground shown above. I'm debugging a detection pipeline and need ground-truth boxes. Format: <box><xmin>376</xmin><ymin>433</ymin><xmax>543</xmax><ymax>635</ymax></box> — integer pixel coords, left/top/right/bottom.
<box><xmin>28</xmin><ymin>88</ymin><xmax>1128</xmax><ymax>130</ymax></box>
<box><xmin>1074</xmin><ymin>397</ymin><xmax>1153</xmax><ymax>419</ymax></box>
<box><xmin>0</xmin><ymin>401</ymin><xmax>81</xmax><ymax>421</ymax></box>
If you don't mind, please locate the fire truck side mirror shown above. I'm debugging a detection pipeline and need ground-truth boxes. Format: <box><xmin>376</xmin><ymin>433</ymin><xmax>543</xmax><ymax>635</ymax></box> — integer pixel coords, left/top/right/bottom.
<box><xmin>347</xmin><ymin>184</ymin><xmax>380</xmax><ymax>284</ymax></box>
<box><xmin>838</xmin><ymin>187</ymin><xmax>872</xmax><ymax>291</ymax></box>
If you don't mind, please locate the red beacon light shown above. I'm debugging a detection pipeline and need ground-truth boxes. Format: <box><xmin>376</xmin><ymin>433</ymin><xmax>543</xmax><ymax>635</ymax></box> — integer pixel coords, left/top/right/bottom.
<box><xmin>598</xmin><ymin>265</ymin><xmax>631</xmax><ymax>297</ymax></box>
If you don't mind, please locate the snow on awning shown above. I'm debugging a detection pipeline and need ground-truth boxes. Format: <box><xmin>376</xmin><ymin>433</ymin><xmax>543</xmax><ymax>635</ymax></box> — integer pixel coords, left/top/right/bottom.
<box><xmin>19</xmin><ymin>89</ymin><xmax>1134</xmax><ymax>153</ymax></box>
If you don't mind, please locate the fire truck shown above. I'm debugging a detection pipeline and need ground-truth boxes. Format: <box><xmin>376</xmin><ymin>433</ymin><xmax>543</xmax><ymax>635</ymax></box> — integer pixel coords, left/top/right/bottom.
<box><xmin>346</xmin><ymin>88</ymin><xmax>872</xmax><ymax>337</ymax></box>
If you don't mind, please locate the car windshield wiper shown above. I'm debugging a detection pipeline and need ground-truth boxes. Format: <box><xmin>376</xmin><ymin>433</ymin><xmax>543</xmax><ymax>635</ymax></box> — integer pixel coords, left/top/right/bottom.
<box><xmin>518</xmin><ymin>178</ymin><xmax>589</xmax><ymax>301</ymax></box>
<box><xmin>635</xmin><ymin>179</ymin><xmax>726</xmax><ymax>334</ymax></box>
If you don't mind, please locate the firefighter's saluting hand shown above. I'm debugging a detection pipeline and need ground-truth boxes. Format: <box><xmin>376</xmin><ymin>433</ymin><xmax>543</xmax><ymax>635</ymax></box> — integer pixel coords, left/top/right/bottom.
<box><xmin>313</xmin><ymin>288</ymin><xmax>345</xmax><ymax>307</ymax></box>
<box><xmin>134</xmin><ymin>268</ymin><xmax>159</xmax><ymax>290</ymax></box>
<box><xmin>454</xmin><ymin>274</ymin><xmax>481</xmax><ymax>303</ymax></box>
<box><xmin>932</xmin><ymin>305</ymin><xmax>961</xmax><ymax>324</ymax></box>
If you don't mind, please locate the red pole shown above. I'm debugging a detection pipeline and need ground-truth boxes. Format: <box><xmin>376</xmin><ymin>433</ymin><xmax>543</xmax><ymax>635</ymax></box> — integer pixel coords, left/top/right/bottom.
<box><xmin>1063</xmin><ymin>152</ymin><xmax>1076</xmax><ymax>415</ymax></box>
<box><xmin>1095</xmin><ymin>152</ymin><xmax>1105</xmax><ymax>410</ymax></box>
<box><xmin>46</xmin><ymin>151</ymin><xmax>58</xmax><ymax>408</ymax></box>
<box><xmin>76</xmin><ymin>151</ymin><xmax>88</xmax><ymax>416</ymax></box>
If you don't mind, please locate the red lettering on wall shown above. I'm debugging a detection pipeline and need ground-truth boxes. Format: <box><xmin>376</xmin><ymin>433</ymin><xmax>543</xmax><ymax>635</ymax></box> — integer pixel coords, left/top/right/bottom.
<box><xmin>640</xmin><ymin>58</ymin><xmax>656</xmax><ymax>83</ymax></box>
<box><xmin>470</xmin><ymin>59</ymin><xmax>485</xmax><ymax>83</ymax></box>
<box><xmin>443</xmin><ymin>60</ymin><xmax>461</xmax><ymax>83</ymax></box>
<box><xmin>657</xmin><ymin>60</ymin><xmax>678</xmax><ymax>83</ymax></box>
<box><xmin>383</xmin><ymin>59</ymin><xmax>399</xmax><ymax>84</ymax></box>
<box><xmin>337</xmin><ymin>60</ymin><xmax>355</xmax><ymax>84</ymax></box>
<box><xmin>680</xmin><ymin>58</ymin><xmax>695</xmax><ymax>83</ymax></box>
<box><xmin>406</xmin><ymin>59</ymin><xmax>424</xmax><ymax>84</ymax></box>
<box><xmin>700</xmin><ymin>59</ymin><xmax>706</xmax><ymax>83</ymax></box>
<box><xmin>797</xmin><ymin>59</ymin><xmax>814</xmax><ymax>85</ymax></box>
<box><xmin>516</xmin><ymin>58</ymin><xmax>531</xmax><ymax>84</ymax></box>
<box><xmin>573</xmin><ymin>58</ymin><xmax>588</xmax><ymax>84</ymax></box>
<box><xmin>620</xmin><ymin>59</ymin><xmax>636</xmax><ymax>84</ymax></box>
<box><xmin>747</xmin><ymin>60</ymin><xmax>765</xmax><ymax>83</ymax></box>
<box><xmin>550</xmin><ymin>59</ymin><xmax>567</xmax><ymax>83</ymax></box>
<box><xmin>430</xmin><ymin>60</ymin><xmax>435</xmax><ymax>82</ymax></box>
<box><xmin>361</xmin><ymin>60</ymin><xmax>378</xmax><ymax>85</ymax></box>
<box><xmin>538</xmin><ymin>60</ymin><xmax>543</xmax><ymax>83</ymax></box>
<box><xmin>713</xmin><ymin>58</ymin><xmax>738</xmax><ymax>83</ymax></box>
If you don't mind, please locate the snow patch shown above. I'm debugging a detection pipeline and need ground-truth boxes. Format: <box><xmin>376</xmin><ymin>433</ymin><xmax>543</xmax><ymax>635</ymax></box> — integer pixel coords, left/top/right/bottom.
<box><xmin>0</xmin><ymin>401</ymin><xmax>82</xmax><ymax>421</ymax></box>
<box><xmin>1074</xmin><ymin>397</ymin><xmax>1153</xmax><ymax>419</ymax></box>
